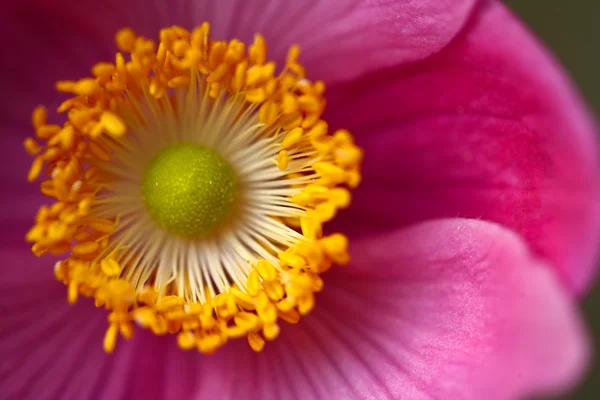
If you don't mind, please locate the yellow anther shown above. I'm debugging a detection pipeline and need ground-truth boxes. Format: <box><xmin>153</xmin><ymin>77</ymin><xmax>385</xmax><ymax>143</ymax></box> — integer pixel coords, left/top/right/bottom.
<box><xmin>168</xmin><ymin>75</ymin><xmax>191</xmax><ymax>88</ymax></box>
<box><xmin>48</xmin><ymin>125</ymin><xmax>76</xmax><ymax>150</ymax></box>
<box><xmin>133</xmin><ymin>307</ymin><xmax>156</xmax><ymax>327</ymax></box>
<box><xmin>227</xmin><ymin>325</ymin><xmax>250</xmax><ymax>339</ymax></box>
<box><xmin>263</xmin><ymin>280</ymin><xmax>284</xmax><ymax>301</ymax></box>
<box><xmin>67</xmin><ymin>281</ymin><xmax>79</xmax><ymax>304</ymax></box>
<box><xmin>23</xmin><ymin>138</ymin><xmax>42</xmax><ymax>155</ymax></box>
<box><xmin>288</xmin><ymin>62</ymin><xmax>306</xmax><ymax>78</ymax></box>
<box><xmin>246</xmin><ymin>67</ymin><xmax>263</xmax><ymax>86</ymax></box>
<box><xmin>120</xmin><ymin>321</ymin><xmax>134</xmax><ymax>339</ymax></box>
<box><xmin>234</xmin><ymin>312</ymin><xmax>260</xmax><ymax>330</ymax></box>
<box><xmin>311</xmin><ymin>135</ymin><xmax>334</xmax><ymax>153</ymax></box>
<box><xmin>215</xmin><ymin>293</ymin><xmax>237</xmax><ymax>319</ymax></box>
<box><xmin>279</xmin><ymin>251</ymin><xmax>306</xmax><ymax>269</ymax></box>
<box><xmin>304</xmin><ymin>184</ymin><xmax>329</xmax><ymax>195</ymax></box>
<box><xmin>279</xmin><ymin>111</ymin><xmax>303</xmax><ymax>130</ymax></box>
<box><xmin>46</xmin><ymin>221</ymin><xmax>67</xmax><ymax>241</ymax></box>
<box><xmin>103</xmin><ymin>323</ymin><xmax>119</xmax><ymax>353</ymax></box>
<box><xmin>315</xmin><ymin>202</ymin><xmax>337</xmax><ymax>222</ymax></box>
<box><xmin>209</xmin><ymin>41</ymin><xmax>227</xmax><ymax>69</ymax></box>
<box><xmin>198</xmin><ymin>334</ymin><xmax>223</xmax><ymax>354</ymax></box>
<box><xmin>335</xmin><ymin>145</ymin><xmax>364</xmax><ymax>168</ymax></box>
<box><xmin>307</xmin><ymin>120</ymin><xmax>328</xmax><ymax>140</ymax></box>
<box><xmin>206</xmin><ymin>63</ymin><xmax>228</xmax><ymax>82</ymax></box>
<box><xmin>276</xmin><ymin>298</ymin><xmax>296</xmax><ymax>313</ymax></box>
<box><xmin>286</xmin><ymin>45</ymin><xmax>301</xmax><ymax>65</ymax></box>
<box><xmin>171</xmin><ymin>25</ymin><xmax>191</xmax><ymax>39</ymax></box>
<box><xmin>209</xmin><ymin>81</ymin><xmax>221</xmax><ymax>98</ymax></box>
<box><xmin>88</xmin><ymin>218</ymin><xmax>116</xmax><ymax>234</ymax></box>
<box><xmin>263</xmin><ymin>323</ymin><xmax>280</xmax><ymax>341</ymax></box>
<box><xmin>101</xmin><ymin>258</ymin><xmax>121</xmax><ymax>276</ymax></box>
<box><xmin>73</xmin><ymin>79</ymin><xmax>99</xmax><ymax>96</ymax></box>
<box><xmin>27</xmin><ymin>157</ymin><xmax>44</xmax><ymax>182</ymax></box>
<box><xmin>304</xmin><ymin>115</ymin><xmax>321</xmax><ymax>130</ymax></box>
<box><xmin>278</xmin><ymin>308</ymin><xmax>300</xmax><ymax>324</ymax></box>
<box><xmin>54</xmin><ymin>260</ymin><xmax>67</xmax><ymax>280</ymax></box>
<box><xmin>100</xmin><ymin>111</ymin><xmax>126</xmax><ymax>137</ymax></box>
<box><xmin>116</xmin><ymin>28</ymin><xmax>136</xmax><ymax>52</ymax></box>
<box><xmin>264</xmin><ymin>77</ymin><xmax>277</xmax><ymax>97</ymax></box>
<box><xmin>259</xmin><ymin>100</ymin><xmax>278</xmax><ymax>125</ymax></box>
<box><xmin>78</xmin><ymin>198</ymin><xmax>92</xmax><ymax>216</ymax></box>
<box><xmin>159</xmin><ymin>28</ymin><xmax>175</xmax><ymax>48</ymax></box>
<box><xmin>277</xmin><ymin>150</ymin><xmax>289</xmax><ymax>170</ymax></box>
<box><xmin>36</xmin><ymin>124</ymin><xmax>61</xmax><ymax>139</ymax></box>
<box><xmin>308</xmin><ymin>273</ymin><xmax>324</xmax><ymax>292</ymax></box>
<box><xmin>247</xmin><ymin>270</ymin><xmax>262</xmax><ymax>296</ymax></box>
<box><xmin>177</xmin><ymin>331</ymin><xmax>197</xmax><ymax>350</ymax></box>
<box><xmin>256</xmin><ymin>292</ymin><xmax>278</xmax><ymax>324</ymax></box>
<box><xmin>281</xmin><ymin>127</ymin><xmax>303</xmax><ymax>149</ymax></box>
<box><xmin>72</xmin><ymin>241</ymin><xmax>100</xmax><ymax>257</ymax></box>
<box><xmin>26</xmin><ymin>225</ymin><xmax>44</xmax><ymax>242</ymax></box>
<box><xmin>173</xmin><ymin>39</ymin><xmax>190</xmax><ymax>57</ymax></box>
<box><xmin>151</xmin><ymin>315</ymin><xmax>169</xmax><ymax>335</ymax></box>
<box><xmin>256</xmin><ymin>260</ymin><xmax>277</xmax><ymax>281</ymax></box>
<box><xmin>288</xmin><ymin>273</ymin><xmax>313</xmax><ymax>291</ymax></box>
<box><xmin>199</xmin><ymin>312</ymin><xmax>216</xmax><ymax>331</ymax></box>
<box><xmin>298</xmin><ymin>95</ymin><xmax>321</xmax><ymax>112</ymax></box>
<box><xmin>281</xmin><ymin>93</ymin><xmax>299</xmax><ymax>114</ymax></box>
<box><xmin>232</xmin><ymin>60</ymin><xmax>248</xmax><ymax>91</ymax></box>
<box><xmin>331</xmin><ymin>188</ymin><xmax>351</xmax><ymax>208</ymax></box>
<box><xmin>230</xmin><ymin>287</ymin><xmax>255</xmax><ymax>309</ymax></box>
<box><xmin>291</xmin><ymin>192</ymin><xmax>311</xmax><ymax>206</ymax></box>
<box><xmin>157</xmin><ymin>295</ymin><xmax>186</xmax><ymax>311</ymax></box>
<box><xmin>313</xmin><ymin>162</ymin><xmax>347</xmax><ymax>184</ymax></box>
<box><xmin>56</xmin><ymin>80</ymin><xmax>76</xmax><ymax>92</ymax></box>
<box><xmin>168</xmin><ymin>319</ymin><xmax>183</xmax><ymax>335</ymax></box>
<box><xmin>300</xmin><ymin>214</ymin><xmax>322</xmax><ymax>240</ymax></box>
<box><xmin>32</xmin><ymin>105</ymin><xmax>47</xmax><ymax>129</ymax></box>
<box><xmin>245</xmin><ymin>87</ymin><xmax>266</xmax><ymax>103</ymax></box>
<box><xmin>297</xmin><ymin>293</ymin><xmax>315</xmax><ymax>315</ymax></box>
<box><xmin>320</xmin><ymin>233</ymin><xmax>350</xmax><ymax>265</ymax></box>
<box><xmin>347</xmin><ymin>168</ymin><xmax>362</xmax><ymax>188</ymax></box>
<box><xmin>92</xmin><ymin>62</ymin><xmax>116</xmax><ymax>77</ymax></box>
<box><xmin>224</xmin><ymin>39</ymin><xmax>246</xmax><ymax>64</ymax></box>
<box><xmin>248</xmin><ymin>332</ymin><xmax>265</xmax><ymax>352</ymax></box>
<box><xmin>294</xmin><ymin>241</ymin><xmax>325</xmax><ymax>268</ymax></box>
<box><xmin>249</xmin><ymin>34</ymin><xmax>267</xmax><ymax>65</ymax></box>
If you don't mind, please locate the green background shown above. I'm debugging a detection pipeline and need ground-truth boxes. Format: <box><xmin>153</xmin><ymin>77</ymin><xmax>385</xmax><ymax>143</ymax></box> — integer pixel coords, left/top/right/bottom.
<box><xmin>505</xmin><ymin>1</ymin><xmax>599</xmax><ymax>399</ymax></box>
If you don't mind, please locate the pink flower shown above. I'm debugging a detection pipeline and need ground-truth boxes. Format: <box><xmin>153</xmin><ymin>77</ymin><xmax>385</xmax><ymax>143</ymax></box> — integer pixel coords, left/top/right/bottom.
<box><xmin>2</xmin><ymin>0</ymin><xmax>599</xmax><ymax>399</ymax></box>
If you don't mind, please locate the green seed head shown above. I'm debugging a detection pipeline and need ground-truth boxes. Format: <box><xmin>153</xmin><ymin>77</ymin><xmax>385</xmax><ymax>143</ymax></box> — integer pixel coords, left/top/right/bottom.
<box><xmin>142</xmin><ymin>143</ymin><xmax>237</xmax><ymax>237</ymax></box>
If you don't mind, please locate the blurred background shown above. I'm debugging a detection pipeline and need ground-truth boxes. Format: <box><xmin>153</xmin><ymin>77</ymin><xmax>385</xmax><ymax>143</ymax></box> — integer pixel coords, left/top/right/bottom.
<box><xmin>505</xmin><ymin>1</ymin><xmax>599</xmax><ymax>398</ymax></box>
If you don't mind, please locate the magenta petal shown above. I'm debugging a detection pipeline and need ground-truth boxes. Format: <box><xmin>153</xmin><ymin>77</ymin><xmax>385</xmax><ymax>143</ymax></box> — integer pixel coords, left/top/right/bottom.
<box><xmin>6</xmin><ymin>0</ymin><xmax>477</xmax><ymax>87</ymax></box>
<box><xmin>284</xmin><ymin>218</ymin><xmax>588</xmax><ymax>399</ymax></box>
<box><xmin>327</xmin><ymin>0</ymin><xmax>600</xmax><ymax>294</ymax></box>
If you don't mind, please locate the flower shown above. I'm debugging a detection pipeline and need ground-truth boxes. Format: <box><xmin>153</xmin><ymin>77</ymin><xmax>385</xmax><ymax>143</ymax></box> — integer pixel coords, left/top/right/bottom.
<box><xmin>1</xmin><ymin>0</ymin><xmax>599</xmax><ymax>399</ymax></box>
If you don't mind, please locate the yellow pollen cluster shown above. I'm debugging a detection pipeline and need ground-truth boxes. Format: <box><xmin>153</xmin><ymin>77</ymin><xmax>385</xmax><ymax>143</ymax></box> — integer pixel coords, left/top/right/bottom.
<box><xmin>25</xmin><ymin>23</ymin><xmax>362</xmax><ymax>354</ymax></box>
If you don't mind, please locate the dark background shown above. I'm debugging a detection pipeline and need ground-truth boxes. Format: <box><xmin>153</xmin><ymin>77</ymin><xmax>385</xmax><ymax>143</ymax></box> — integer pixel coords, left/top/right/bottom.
<box><xmin>505</xmin><ymin>1</ymin><xmax>599</xmax><ymax>399</ymax></box>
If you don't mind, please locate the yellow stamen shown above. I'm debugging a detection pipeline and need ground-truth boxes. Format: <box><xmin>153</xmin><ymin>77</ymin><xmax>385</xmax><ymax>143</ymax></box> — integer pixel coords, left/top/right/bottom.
<box><xmin>25</xmin><ymin>23</ymin><xmax>362</xmax><ymax>355</ymax></box>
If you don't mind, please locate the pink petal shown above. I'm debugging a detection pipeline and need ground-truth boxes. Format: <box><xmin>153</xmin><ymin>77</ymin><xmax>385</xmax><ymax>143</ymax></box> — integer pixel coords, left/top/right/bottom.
<box><xmin>327</xmin><ymin>0</ymin><xmax>600</xmax><ymax>295</ymax></box>
<box><xmin>5</xmin><ymin>0</ymin><xmax>477</xmax><ymax>97</ymax></box>
<box><xmin>2</xmin><ymin>219</ymin><xmax>588</xmax><ymax>399</ymax></box>
<box><xmin>270</xmin><ymin>218</ymin><xmax>589</xmax><ymax>399</ymax></box>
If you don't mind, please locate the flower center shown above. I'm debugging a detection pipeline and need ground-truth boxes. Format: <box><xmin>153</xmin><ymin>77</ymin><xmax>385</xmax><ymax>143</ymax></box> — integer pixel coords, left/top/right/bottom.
<box><xmin>142</xmin><ymin>143</ymin><xmax>237</xmax><ymax>237</ymax></box>
<box><xmin>24</xmin><ymin>23</ymin><xmax>362</xmax><ymax>355</ymax></box>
